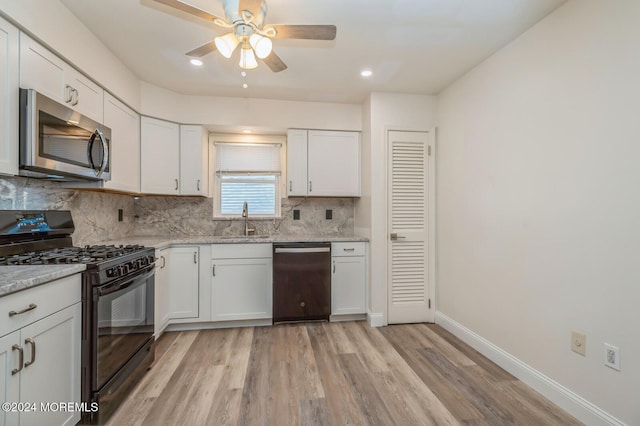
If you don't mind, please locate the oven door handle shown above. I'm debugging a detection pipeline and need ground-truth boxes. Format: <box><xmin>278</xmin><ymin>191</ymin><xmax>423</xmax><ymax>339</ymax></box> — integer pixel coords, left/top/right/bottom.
<box><xmin>98</xmin><ymin>269</ymin><xmax>154</xmax><ymax>297</ymax></box>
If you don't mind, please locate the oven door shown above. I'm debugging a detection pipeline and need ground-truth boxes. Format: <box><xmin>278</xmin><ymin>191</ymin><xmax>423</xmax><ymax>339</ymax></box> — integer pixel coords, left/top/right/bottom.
<box><xmin>92</xmin><ymin>267</ymin><xmax>154</xmax><ymax>391</ymax></box>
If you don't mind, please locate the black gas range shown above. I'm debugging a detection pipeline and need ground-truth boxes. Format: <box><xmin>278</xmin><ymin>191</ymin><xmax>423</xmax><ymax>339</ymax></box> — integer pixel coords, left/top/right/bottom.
<box><xmin>0</xmin><ymin>210</ymin><xmax>155</xmax><ymax>424</ymax></box>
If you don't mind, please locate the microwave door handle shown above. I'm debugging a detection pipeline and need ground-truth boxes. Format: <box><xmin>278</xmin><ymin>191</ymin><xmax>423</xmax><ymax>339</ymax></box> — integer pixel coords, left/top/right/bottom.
<box><xmin>87</xmin><ymin>130</ymin><xmax>98</xmax><ymax>174</ymax></box>
<box><xmin>96</xmin><ymin>129</ymin><xmax>108</xmax><ymax>177</ymax></box>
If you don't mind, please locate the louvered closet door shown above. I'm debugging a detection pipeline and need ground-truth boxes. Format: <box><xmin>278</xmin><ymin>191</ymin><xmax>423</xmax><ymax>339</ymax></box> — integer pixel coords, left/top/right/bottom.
<box><xmin>388</xmin><ymin>131</ymin><xmax>432</xmax><ymax>324</ymax></box>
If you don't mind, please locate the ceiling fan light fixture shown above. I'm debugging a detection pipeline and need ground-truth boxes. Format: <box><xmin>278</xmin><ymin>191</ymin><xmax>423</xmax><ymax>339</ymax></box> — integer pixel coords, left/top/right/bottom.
<box><xmin>215</xmin><ymin>32</ymin><xmax>240</xmax><ymax>58</ymax></box>
<box><xmin>239</xmin><ymin>46</ymin><xmax>258</xmax><ymax>69</ymax></box>
<box><xmin>249</xmin><ymin>34</ymin><xmax>273</xmax><ymax>59</ymax></box>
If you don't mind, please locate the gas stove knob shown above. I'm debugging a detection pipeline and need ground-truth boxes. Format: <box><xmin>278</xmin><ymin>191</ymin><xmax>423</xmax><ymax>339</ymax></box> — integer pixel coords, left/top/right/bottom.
<box><xmin>106</xmin><ymin>268</ymin><xmax>115</xmax><ymax>278</ymax></box>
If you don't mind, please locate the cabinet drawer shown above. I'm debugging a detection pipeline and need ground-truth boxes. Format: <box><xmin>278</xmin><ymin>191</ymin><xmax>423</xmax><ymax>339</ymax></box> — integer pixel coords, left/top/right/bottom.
<box><xmin>0</xmin><ymin>274</ymin><xmax>81</xmax><ymax>337</ymax></box>
<box><xmin>212</xmin><ymin>243</ymin><xmax>272</xmax><ymax>259</ymax></box>
<box><xmin>331</xmin><ymin>242</ymin><xmax>366</xmax><ymax>257</ymax></box>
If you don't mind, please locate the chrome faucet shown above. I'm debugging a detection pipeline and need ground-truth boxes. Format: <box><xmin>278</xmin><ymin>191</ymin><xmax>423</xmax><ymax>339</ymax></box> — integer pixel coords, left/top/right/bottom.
<box><xmin>241</xmin><ymin>201</ymin><xmax>255</xmax><ymax>236</ymax></box>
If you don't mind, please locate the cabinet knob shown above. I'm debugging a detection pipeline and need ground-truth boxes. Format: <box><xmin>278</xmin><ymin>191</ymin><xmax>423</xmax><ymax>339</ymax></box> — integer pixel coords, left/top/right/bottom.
<box><xmin>300</xmin><ymin>301</ymin><xmax>306</xmax><ymax>308</ymax></box>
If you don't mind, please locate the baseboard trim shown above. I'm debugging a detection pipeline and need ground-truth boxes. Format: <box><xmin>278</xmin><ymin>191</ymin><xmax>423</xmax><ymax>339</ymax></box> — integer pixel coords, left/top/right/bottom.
<box><xmin>435</xmin><ymin>312</ymin><xmax>625</xmax><ymax>426</ymax></box>
<box><xmin>367</xmin><ymin>311</ymin><xmax>385</xmax><ymax>327</ymax></box>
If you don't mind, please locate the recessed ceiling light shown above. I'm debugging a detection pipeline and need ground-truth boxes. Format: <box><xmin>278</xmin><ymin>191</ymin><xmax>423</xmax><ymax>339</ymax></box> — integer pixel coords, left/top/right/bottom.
<box><xmin>242</xmin><ymin>83</ymin><xmax>248</xmax><ymax>89</ymax></box>
<box><xmin>242</xmin><ymin>130</ymin><xmax>252</xmax><ymax>134</ymax></box>
<box><xmin>360</xmin><ymin>69</ymin><xmax>373</xmax><ymax>78</ymax></box>
<box><xmin>190</xmin><ymin>59</ymin><xmax>203</xmax><ymax>66</ymax></box>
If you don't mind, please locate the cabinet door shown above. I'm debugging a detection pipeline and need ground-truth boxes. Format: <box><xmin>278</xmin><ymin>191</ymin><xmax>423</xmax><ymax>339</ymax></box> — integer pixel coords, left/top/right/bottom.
<box><xmin>211</xmin><ymin>258</ymin><xmax>272</xmax><ymax>321</ymax></box>
<box><xmin>179</xmin><ymin>125</ymin><xmax>208</xmax><ymax>196</ymax></box>
<box><xmin>103</xmin><ymin>93</ymin><xmax>141</xmax><ymax>193</ymax></box>
<box><xmin>286</xmin><ymin>129</ymin><xmax>308</xmax><ymax>196</ymax></box>
<box><xmin>19</xmin><ymin>303</ymin><xmax>81</xmax><ymax>426</ymax></box>
<box><xmin>332</xmin><ymin>256</ymin><xmax>366</xmax><ymax>315</ymax></box>
<box><xmin>141</xmin><ymin>117</ymin><xmax>180</xmax><ymax>195</ymax></box>
<box><xmin>169</xmin><ymin>247</ymin><xmax>200</xmax><ymax>320</ymax></box>
<box><xmin>0</xmin><ymin>331</ymin><xmax>20</xmax><ymax>426</ymax></box>
<box><xmin>65</xmin><ymin>67</ymin><xmax>103</xmax><ymax>122</ymax></box>
<box><xmin>154</xmin><ymin>248</ymin><xmax>171</xmax><ymax>337</ymax></box>
<box><xmin>308</xmin><ymin>131</ymin><xmax>361</xmax><ymax>196</ymax></box>
<box><xmin>0</xmin><ymin>17</ymin><xmax>19</xmax><ymax>176</ymax></box>
<box><xmin>19</xmin><ymin>33</ymin><xmax>66</xmax><ymax>103</ymax></box>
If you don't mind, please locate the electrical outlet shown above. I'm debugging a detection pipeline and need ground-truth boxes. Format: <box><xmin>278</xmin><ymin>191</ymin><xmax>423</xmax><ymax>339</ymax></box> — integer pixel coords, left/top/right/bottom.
<box><xmin>604</xmin><ymin>343</ymin><xmax>620</xmax><ymax>371</ymax></box>
<box><xmin>571</xmin><ymin>331</ymin><xmax>586</xmax><ymax>356</ymax></box>
<box><xmin>118</xmin><ymin>209</ymin><xmax>123</xmax><ymax>222</ymax></box>
<box><xmin>293</xmin><ymin>209</ymin><xmax>300</xmax><ymax>220</ymax></box>
<box><xmin>325</xmin><ymin>209</ymin><xmax>332</xmax><ymax>220</ymax></box>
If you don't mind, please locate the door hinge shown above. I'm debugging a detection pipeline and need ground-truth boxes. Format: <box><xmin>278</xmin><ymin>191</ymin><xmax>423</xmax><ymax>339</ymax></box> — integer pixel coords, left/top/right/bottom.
<box><xmin>428</xmin><ymin>146</ymin><xmax>432</xmax><ymax>156</ymax></box>
<box><xmin>428</xmin><ymin>299</ymin><xmax>431</xmax><ymax>309</ymax></box>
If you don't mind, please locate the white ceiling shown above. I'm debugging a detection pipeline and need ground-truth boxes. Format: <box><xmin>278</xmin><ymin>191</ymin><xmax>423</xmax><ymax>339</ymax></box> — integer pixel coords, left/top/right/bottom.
<box><xmin>60</xmin><ymin>0</ymin><xmax>566</xmax><ymax>104</ymax></box>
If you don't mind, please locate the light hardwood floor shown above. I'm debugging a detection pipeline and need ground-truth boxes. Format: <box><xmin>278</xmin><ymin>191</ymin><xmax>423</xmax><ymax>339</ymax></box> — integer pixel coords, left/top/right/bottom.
<box><xmin>107</xmin><ymin>322</ymin><xmax>581</xmax><ymax>426</ymax></box>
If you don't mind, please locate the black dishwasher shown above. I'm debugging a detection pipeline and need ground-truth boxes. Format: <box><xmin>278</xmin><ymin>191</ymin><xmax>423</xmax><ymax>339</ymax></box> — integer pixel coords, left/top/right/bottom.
<box><xmin>273</xmin><ymin>242</ymin><xmax>331</xmax><ymax>323</ymax></box>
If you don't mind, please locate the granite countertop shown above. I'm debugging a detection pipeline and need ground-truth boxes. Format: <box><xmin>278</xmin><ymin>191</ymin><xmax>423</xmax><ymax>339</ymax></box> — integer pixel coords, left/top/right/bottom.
<box><xmin>104</xmin><ymin>235</ymin><xmax>369</xmax><ymax>250</ymax></box>
<box><xmin>0</xmin><ymin>264</ymin><xmax>86</xmax><ymax>297</ymax></box>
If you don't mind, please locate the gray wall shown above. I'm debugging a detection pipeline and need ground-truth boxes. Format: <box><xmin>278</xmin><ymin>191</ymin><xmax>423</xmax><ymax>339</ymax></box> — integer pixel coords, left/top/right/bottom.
<box><xmin>436</xmin><ymin>0</ymin><xmax>638</xmax><ymax>423</ymax></box>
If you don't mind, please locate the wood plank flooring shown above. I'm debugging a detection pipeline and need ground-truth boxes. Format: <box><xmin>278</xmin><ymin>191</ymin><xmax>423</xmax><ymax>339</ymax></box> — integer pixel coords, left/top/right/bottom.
<box><xmin>106</xmin><ymin>322</ymin><xmax>581</xmax><ymax>426</ymax></box>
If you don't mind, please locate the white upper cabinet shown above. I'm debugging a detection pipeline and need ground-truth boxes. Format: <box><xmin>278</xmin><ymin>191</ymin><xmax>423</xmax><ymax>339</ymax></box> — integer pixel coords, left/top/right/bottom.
<box><xmin>141</xmin><ymin>119</ymin><xmax>209</xmax><ymax>196</ymax></box>
<box><xmin>140</xmin><ymin>116</ymin><xmax>180</xmax><ymax>195</ymax></box>
<box><xmin>286</xmin><ymin>129</ymin><xmax>308</xmax><ymax>196</ymax></box>
<box><xmin>286</xmin><ymin>129</ymin><xmax>361</xmax><ymax>197</ymax></box>
<box><xmin>0</xmin><ymin>17</ymin><xmax>19</xmax><ymax>176</ymax></box>
<box><xmin>180</xmin><ymin>125</ymin><xmax>209</xmax><ymax>196</ymax></box>
<box><xmin>19</xmin><ymin>33</ymin><xmax>103</xmax><ymax>122</ymax></box>
<box><xmin>103</xmin><ymin>93</ymin><xmax>140</xmax><ymax>193</ymax></box>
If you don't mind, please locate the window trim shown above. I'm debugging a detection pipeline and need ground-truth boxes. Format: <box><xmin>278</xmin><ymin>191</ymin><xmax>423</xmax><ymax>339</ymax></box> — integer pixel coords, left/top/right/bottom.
<box><xmin>210</xmin><ymin>133</ymin><xmax>286</xmax><ymax>219</ymax></box>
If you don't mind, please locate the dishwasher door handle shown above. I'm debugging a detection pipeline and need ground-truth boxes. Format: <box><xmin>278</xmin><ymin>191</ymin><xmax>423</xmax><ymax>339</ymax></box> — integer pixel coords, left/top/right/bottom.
<box><xmin>274</xmin><ymin>247</ymin><xmax>331</xmax><ymax>254</ymax></box>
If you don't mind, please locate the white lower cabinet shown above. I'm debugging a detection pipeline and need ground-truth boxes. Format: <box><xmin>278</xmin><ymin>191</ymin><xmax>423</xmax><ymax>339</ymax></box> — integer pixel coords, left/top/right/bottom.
<box><xmin>154</xmin><ymin>248</ymin><xmax>171</xmax><ymax>337</ymax></box>
<box><xmin>331</xmin><ymin>242</ymin><xmax>367</xmax><ymax>316</ymax></box>
<box><xmin>168</xmin><ymin>246</ymin><xmax>200</xmax><ymax>320</ymax></box>
<box><xmin>0</xmin><ymin>274</ymin><xmax>82</xmax><ymax>426</ymax></box>
<box><xmin>211</xmin><ymin>244</ymin><xmax>272</xmax><ymax>321</ymax></box>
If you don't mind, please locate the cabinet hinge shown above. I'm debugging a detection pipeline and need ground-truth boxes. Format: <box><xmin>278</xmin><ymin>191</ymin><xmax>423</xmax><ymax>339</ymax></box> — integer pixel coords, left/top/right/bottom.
<box><xmin>428</xmin><ymin>146</ymin><xmax>432</xmax><ymax>156</ymax></box>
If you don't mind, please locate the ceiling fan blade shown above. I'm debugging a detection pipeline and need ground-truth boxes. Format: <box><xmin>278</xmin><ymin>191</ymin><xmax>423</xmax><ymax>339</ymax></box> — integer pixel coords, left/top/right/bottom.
<box><xmin>269</xmin><ymin>25</ymin><xmax>337</xmax><ymax>40</ymax></box>
<box><xmin>238</xmin><ymin>0</ymin><xmax>264</xmax><ymax>18</ymax></box>
<box><xmin>151</xmin><ymin>0</ymin><xmax>223</xmax><ymax>22</ymax></box>
<box><xmin>263</xmin><ymin>51</ymin><xmax>288</xmax><ymax>73</ymax></box>
<box><xmin>186</xmin><ymin>41</ymin><xmax>217</xmax><ymax>57</ymax></box>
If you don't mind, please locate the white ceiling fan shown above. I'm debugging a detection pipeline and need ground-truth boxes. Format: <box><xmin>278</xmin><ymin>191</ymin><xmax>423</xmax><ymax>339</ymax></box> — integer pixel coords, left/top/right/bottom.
<box><xmin>150</xmin><ymin>0</ymin><xmax>337</xmax><ymax>72</ymax></box>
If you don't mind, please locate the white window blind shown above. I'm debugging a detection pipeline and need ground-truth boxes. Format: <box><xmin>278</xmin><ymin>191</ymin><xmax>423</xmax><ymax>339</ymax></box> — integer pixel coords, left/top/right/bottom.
<box><xmin>215</xmin><ymin>143</ymin><xmax>281</xmax><ymax>174</ymax></box>
<box><xmin>214</xmin><ymin>143</ymin><xmax>281</xmax><ymax>217</ymax></box>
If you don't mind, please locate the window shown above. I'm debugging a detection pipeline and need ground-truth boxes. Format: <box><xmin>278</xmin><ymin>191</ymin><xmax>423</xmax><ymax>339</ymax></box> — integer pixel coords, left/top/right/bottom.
<box><xmin>214</xmin><ymin>140</ymin><xmax>282</xmax><ymax>218</ymax></box>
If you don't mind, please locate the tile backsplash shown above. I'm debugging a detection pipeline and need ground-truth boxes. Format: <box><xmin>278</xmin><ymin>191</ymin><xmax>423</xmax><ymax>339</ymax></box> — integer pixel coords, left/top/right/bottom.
<box><xmin>0</xmin><ymin>176</ymin><xmax>135</xmax><ymax>246</ymax></box>
<box><xmin>0</xmin><ymin>175</ymin><xmax>355</xmax><ymax>243</ymax></box>
<box><xmin>134</xmin><ymin>196</ymin><xmax>354</xmax><ymax>237</ymax></box>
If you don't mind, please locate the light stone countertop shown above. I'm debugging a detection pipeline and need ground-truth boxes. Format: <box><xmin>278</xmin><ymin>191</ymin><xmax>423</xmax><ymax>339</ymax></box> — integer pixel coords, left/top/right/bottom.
<box><xmin>0</xmin><ymin>264</ymin><xmax>86</xmax><ymax>297</ymax></box>
<box><xmin>104</xmin><ymin>235</ymin><xmax>369</xmax><ymax>250</ymax></box>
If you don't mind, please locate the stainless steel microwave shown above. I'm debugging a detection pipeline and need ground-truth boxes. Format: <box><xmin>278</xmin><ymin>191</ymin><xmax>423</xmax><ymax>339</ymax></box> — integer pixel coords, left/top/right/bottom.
<box><xmin>19</xmin><ymin>88</ymin><xmax>111</xmax><ymax>181</ymax></box>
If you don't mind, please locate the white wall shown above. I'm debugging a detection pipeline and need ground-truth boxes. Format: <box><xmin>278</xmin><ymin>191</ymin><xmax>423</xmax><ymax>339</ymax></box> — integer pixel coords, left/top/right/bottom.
<box><xmin>141</xmin><ymin>82</ymin><xmax>361</xmax><ymax>131</ymax></box>
<box><xmin>0</xmin><ymin>0</ymin><xmax>141</xmax><ymax>110</ymax></box>
<box><xmin>357</xmin><ymin>92</ymin><xmax>437</xmax><ymax>324</ymax></box>
<box><xmin>436</xmin><ymin>0</ymin><xmax>640</xmax><ymax>423</ymax></box>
